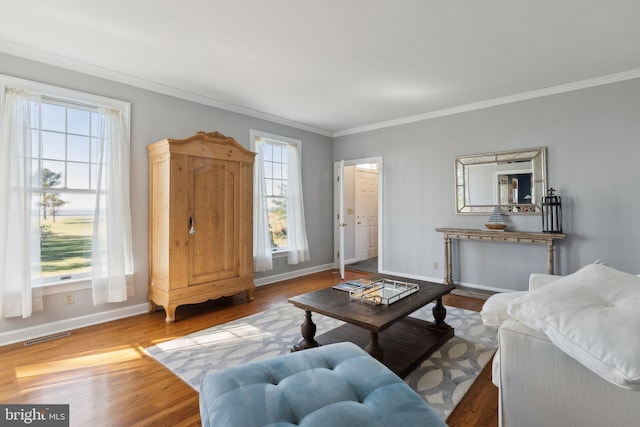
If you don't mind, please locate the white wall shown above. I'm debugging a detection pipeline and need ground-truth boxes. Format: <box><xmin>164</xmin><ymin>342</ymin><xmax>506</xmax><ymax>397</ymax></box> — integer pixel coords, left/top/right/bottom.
<box><xmin>334</xmin><ymin>78</ymin><xmax>640</xmax><ymax>291</ymax></box>
<box><xmin>0</xmin><ymin>52</ymin><xmax>334</xmax><ymax>342</ymax></box>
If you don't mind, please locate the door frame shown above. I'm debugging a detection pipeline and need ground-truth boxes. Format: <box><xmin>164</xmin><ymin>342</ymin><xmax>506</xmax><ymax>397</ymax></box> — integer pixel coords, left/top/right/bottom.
<box><xmin>333</xmin><ymin>157</ymin><xmax>383</xmax><ymax>277</ymax></box>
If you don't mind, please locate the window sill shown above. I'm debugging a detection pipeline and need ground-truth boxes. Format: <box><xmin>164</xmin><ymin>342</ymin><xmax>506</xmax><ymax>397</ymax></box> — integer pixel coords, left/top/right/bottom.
<box><xmin>34</xmin><ymin>278</ymin><xmax>92</xmax><ymax>296</ymax></box>
<box><xmin>272</xmin><ymin>250</ymin><xmax>289</xmax><ymax>259</ymax></box>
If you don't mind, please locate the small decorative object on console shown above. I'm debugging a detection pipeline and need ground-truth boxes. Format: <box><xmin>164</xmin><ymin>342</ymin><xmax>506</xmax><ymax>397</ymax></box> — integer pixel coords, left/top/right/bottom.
<box><xmin>485</xmin><ymin>206</ymin><xmax>507</xmax><ymax>230</ymax></box>
<box><xmin>542</xmin><ymin>188</ymin><xmax>563</xmax><ymax>233</ymax></box>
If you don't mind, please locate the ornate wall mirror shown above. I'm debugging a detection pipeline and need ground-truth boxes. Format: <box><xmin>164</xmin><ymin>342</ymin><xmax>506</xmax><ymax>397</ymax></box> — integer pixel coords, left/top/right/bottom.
<box><xmin>455</xmin><ymin>147</ymin><xmax>547</xmax><ymax>214</ymax></box>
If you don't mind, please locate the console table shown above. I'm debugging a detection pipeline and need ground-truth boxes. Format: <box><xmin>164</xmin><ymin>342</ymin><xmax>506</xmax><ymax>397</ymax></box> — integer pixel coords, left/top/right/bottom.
<box><xmin>435</xmin><ymin>228</ymin><xmax>566</xmax><ymax>285</ymax></box>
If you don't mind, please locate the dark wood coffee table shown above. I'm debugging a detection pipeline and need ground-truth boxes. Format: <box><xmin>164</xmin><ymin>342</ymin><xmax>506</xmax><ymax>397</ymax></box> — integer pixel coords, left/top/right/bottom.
<box><xmin>288</xmin><ymin>274</ymin><xmax>455</xmax><ymax>377</ymax></box>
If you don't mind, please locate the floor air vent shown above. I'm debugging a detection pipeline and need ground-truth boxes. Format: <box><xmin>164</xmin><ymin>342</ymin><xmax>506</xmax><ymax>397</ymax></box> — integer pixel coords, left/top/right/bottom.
<box><xmin>24</xmin><ymin>332</ymin><xmax>71</xmax><ymax>346</ymax></box>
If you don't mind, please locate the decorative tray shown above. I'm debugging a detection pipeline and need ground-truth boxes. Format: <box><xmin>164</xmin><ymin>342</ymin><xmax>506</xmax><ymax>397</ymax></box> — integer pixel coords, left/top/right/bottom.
<box><xmin>349</xmin><ymin>279</ymin><xmax>419</xmax><ymax>305</ymax></box>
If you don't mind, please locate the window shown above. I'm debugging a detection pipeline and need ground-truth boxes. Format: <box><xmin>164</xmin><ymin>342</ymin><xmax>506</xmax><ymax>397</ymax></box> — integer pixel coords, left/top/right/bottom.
<box><xmin>1</xmin><ymin>75</ymin><xmax>133</xmax><ymax>318</ymax></box>
<box><xmin>262</xmin><ymin>140</ymin><xmax>289</xmax><ymax>251</ymax></box>
<box><xmin>38</xmin><ymin>99</ymin><xmax>101</xmax><ymax>281</ymax></box>
<box><xmin>250</xmin><ymin>130</ymin><xmax>309</xmax><ymax>272</ymax></box>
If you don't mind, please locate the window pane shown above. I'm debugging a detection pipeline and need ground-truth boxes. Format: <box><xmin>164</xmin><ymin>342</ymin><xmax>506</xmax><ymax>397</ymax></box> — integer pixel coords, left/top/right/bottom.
<box><xmin>267</xmin><ymin>197</ymin><xmax>287</xmax><ymax>249</ymax></box>
<box><xmin>68</xmin><ymin>135</ymin><xmax>90</xmax><ymax>162</ymax></box>
<box><xmin>42</xmin><ymin>131</ymin><xmax>65</xmax><ymax>160</ymax></box>
<box><xmin>91</xmin><ymin>137</ymin><xmax>101</xmax><ymax>163</ymax></box>
<box><xmin>262</xmin><ymin>143</ymin><xmax>273</xmax><ymax>161</ymax></box>
<box><xmin>272</xmin><ymin>144</ymin><xmax>282</xmax><ymax>162</ymax></box>
<box><xmin>272</xmin><ymin>180</ymin><xmax>283</xmax><ymax>196</ymax></box>
<box><xmin>264</xmin><ymin>161</ymin><xmax>273</xmax><ymax>179</ymax></box>
<box><xmin>90</xmin><ymin>164</ymin><xmax>100</xmax><ymax>190</ymax></box>
<box><xmin>41</xmin><ymin>103</ymin><xmax>66</xmax><ymax>132</ymax></box>
<box><xmin>264</xmin><ymin>178</ymin><xmax>273</xmax><ymax>196</ymax></box>
<box><xmin>40</xmin><ymin>192</ymin><xmax>93</xmax><ymax>279</ymax></box>
<box><xmin>32</xmin><ymin>160</ymin><xmax>44</xmax><ymax>189</ymax></box>
<box><xmin>90</xmin><ymin>112</ymin><xmax>100</xmax><ymax>137</ymax></box>
<box><xmin>41</xmin><ymin>161</ymin><xmax>65</xmax><ymax>188</ymax></box>
<box><xmin>67</xmin><ymin>108</ymin><xmax>90</xmax><ymax>135</ymax></box>
<box><xmin>281</xmin><ymin>163</ymin><xmax>288</xmax><ymax>180</ymax></box>
<box><xmin>67</xmin><ymin>162</ymin><xmax>90</xmax><ymax>189</ymax></box>
<box><xmin>272</xmin><ymin>163</ymin><xmax>281</xmax><ymax>180</ymax></box>
<box><xmin>31</xmin><ymin>130</ymin><xmax>40</xmax><ymax>156</ymax></box>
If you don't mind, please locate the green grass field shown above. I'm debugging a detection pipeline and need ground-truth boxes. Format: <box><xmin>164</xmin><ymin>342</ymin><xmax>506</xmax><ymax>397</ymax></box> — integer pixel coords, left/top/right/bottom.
<box><xmin>40</xmin><ymin>215</ymin><xmax>92</xmax><ymax>278</ymax></box>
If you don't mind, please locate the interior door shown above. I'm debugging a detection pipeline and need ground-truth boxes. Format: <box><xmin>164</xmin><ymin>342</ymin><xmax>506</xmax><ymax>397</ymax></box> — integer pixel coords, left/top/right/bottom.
<box><xmin>355</xmin><ymin>168</ymin><xmax>378</xmax><ymax>261</ymax></box>
<box><xmin>335</xmin><ymin>157</ymin><xmax>382</xmax><ymax>278</ymax></box>
<box><xmin>337</xmin><ymin>160</ymin><xmax>345</xmax><ymax>279</ymax></box>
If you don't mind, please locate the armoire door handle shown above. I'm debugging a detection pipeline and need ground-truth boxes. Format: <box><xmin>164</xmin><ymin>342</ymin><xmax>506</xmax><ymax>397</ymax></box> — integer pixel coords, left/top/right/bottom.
<box><xmin>189</xmin><ymin>217</ymin><xmax>195</xmax><ymax>234</ymax></box>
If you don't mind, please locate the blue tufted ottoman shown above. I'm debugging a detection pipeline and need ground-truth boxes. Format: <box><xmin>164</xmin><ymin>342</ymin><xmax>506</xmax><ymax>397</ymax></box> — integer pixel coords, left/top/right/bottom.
<box><xmin>199</xmin><ymin>341</ymin><xmax>445</xmax><ymax>427</ymax></box>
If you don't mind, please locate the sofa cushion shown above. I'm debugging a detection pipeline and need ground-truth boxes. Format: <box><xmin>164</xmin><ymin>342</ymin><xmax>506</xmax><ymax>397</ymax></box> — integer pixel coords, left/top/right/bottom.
<box><xmin>508</xmin><ymin>263</ymin><xmax>640</xmax><ymax>390</ymax></box>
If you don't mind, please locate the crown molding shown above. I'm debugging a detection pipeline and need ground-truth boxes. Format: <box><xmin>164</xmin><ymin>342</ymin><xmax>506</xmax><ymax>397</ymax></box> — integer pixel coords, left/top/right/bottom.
<box><xmin>3</xmin><ymin>39</ymin><xmax>639</xmax><ymax>140</ymax></box>
<box><xmin>0</xmin><ymin>39</ymin><xmax>333</xmax><ymax>137</ymax></box>
<box><xmin>333</xmin><ymin>68</ymin><xmax>640</xmax><ymax>137</ymax></box>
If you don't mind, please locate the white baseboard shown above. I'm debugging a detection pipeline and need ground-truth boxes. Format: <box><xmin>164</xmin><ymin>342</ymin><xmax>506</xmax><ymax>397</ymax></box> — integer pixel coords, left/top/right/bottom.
<box><xmin>255</xmin><ymin>263</ymin><xmax>335</xmax><ymax>286</ymax></box>
<box><xmin>380</xmin><ymin>269</ymin><xmax>512</xmax><ymax>293</ymax></box>
<box><xmin>381</xmin><ymin>269</ymin><xmax>444</xmax><ymax>284</ymax></box>
<box><xmin>1</xmin><ymin>265</ymin><xmax>509</xmax><ymax>348</ymax></box>
<box><xmin>0</xmin><ymin>303</ymin><xmax>149</xmax><ymax>347</ymax></box>
<box><xmin>453</xmin><ymin>280</ymin><xmax>513</xmax><ymax>293</ymax></box>
<box><xmin>1</xmin><ymin>264</ymin><xmax>336</xmax><ymax>347</ymax></box>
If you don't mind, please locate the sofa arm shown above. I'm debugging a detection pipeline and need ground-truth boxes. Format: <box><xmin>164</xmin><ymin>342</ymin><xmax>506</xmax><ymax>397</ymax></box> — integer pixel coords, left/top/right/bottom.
<box><xmin>528</xmin><ymin>273</ymin><xmax>562</xmax><ymax>291</ymax></box>
<box><xmin>495</xmin><ymin>319</ymin><xmax>640</xmax><ymax>427</ymax></box>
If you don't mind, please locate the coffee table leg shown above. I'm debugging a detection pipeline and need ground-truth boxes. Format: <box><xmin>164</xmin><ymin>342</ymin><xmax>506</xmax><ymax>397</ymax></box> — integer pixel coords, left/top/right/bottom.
<box><xmin>293</xmin><ymin>310</ymin><xmax>319</xmax><ymax>351</ymax></box>
<box><xmin>365</xmin><ymin>332</ymin><xmax>384</xmax><ymax>361</ymax></box>
<box><xmin>430</xmin><ymin>297</ymin><xmax>452</xmax><ymax>333</ymax></box>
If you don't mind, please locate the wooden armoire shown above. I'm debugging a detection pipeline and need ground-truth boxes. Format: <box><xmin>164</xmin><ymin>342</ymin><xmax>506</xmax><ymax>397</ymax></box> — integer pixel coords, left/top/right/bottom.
<box><xmin>147</xmin><ymin>131</ymin><xmax>255</xmax><ymax>322</ymax></box>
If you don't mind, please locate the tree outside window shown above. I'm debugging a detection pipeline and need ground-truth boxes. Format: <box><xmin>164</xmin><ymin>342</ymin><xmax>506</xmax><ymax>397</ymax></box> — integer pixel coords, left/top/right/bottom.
<box><xmin>41</xmin><ymin>168</ymin><xmax>66</xmax><ymax>222</ymax></box>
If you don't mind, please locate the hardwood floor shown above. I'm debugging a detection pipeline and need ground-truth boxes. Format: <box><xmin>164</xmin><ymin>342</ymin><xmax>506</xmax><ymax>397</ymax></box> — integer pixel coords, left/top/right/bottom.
<box><xmin>0</xmin><ymin>270</ymin><xmax>498</xmax><ymax>426</ymax></box>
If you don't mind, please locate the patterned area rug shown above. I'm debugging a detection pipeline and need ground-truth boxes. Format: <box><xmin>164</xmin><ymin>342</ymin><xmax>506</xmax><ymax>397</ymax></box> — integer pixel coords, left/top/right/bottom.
<box><xmin>145</xmin><ymin>302</ymin><xmax>497</xmax><ymax>421</ymax></box>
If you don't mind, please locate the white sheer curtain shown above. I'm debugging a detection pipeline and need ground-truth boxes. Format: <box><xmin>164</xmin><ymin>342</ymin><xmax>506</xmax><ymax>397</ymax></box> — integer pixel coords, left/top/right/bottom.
<box><xmin>91</xmin><ymin>107</ymin><xmax>134</xmax><ymax>304</ymax></box>
<box><xmin>253</xmin><ymin>139</ymin><xmax>274</xmax><ymax>272</ymax></box>
<box><xmin>0</xmin><ymin>88</ymin><xmax>43</xmax><ymax>318</ymax></box>
<box><xmin>285</xmin><ymin>142</ymin><xmax>310</xmax><ymax>265</ymax></box>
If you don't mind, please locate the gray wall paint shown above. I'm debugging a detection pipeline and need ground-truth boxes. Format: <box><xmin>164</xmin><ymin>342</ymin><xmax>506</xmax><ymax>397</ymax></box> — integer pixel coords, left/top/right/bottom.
<box><xmin>0</xmin><ymin>52</ymin><xmax>333</xmax><ymax>335</ymax></box>
<box><xmin>2</xmin><ymin>50</ymin><xmax>638</xmax><ymax>338</ymax></box>
<box><xmin>334</xmin><ymin>78</ymin><xmax>640</xmax><ymax>291</ymax></box>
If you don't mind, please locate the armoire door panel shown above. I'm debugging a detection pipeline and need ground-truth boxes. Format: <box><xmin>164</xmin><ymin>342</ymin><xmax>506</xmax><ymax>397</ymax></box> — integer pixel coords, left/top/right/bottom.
<box><xmin>189</xmin><ymin>157</ymin><xmax>240</xmax><ymax>285</ymax></box>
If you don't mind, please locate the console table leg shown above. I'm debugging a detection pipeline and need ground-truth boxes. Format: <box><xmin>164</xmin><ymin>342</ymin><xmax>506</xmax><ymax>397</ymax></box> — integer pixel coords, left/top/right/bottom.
<box><xmin>547</xmin><ymin>242</ymin><xmax>555</xmax><ymax>275</ymax></box>
<box><xmin>293</xmin><ymin>310</ymin><xmax>319</xmax><ymax>351</ymax></box>
<box><xmin>365</xmin><ymin>332</ymin><xmax>384</xmax><ymax>361</ymax></box>
<box><xmin>444</xmin><ymin>237</ymin><xmax>453</xmax><ymax>285</ymax></box>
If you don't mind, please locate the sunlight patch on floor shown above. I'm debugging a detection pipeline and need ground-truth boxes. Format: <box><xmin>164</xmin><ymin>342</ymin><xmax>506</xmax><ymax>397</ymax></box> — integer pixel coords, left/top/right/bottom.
<box><xmin>15</xmin><ymin>347</ymin><xmax>142</xmax><ymax>378</ymax></box>
<box><xmin>154</xmin><ymin>324</ymin><xmax>270</xmax><ymax>352</ymax></box>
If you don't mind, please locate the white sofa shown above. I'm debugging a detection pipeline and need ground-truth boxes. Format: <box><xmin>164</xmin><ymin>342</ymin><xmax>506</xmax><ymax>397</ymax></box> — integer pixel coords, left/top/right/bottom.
<box><xmin>481</xmin><ymin>265</ymin><xmax>640</xmax><ymax>427</ymax></box>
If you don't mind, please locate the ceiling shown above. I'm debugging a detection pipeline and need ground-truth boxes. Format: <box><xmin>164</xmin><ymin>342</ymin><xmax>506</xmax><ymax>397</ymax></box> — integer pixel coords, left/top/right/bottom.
<box><xmin>1</xmin><ymin>1</ymin><xmax>640</xmax><ymax>136</ymax></box>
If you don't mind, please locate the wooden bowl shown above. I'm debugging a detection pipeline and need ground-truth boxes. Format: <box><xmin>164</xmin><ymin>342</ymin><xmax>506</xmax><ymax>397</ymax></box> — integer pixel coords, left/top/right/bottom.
<box><xmin>485</xmin><ymin>223</ymin><xmax>507</xmax><ymax>230</ymax></box>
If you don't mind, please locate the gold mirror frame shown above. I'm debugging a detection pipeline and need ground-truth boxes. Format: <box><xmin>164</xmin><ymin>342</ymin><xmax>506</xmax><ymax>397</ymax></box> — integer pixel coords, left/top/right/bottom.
<box><xmin>455</xmin><ymin>147</ymin><xmax>547</xmax><ymax>214</ymax></box>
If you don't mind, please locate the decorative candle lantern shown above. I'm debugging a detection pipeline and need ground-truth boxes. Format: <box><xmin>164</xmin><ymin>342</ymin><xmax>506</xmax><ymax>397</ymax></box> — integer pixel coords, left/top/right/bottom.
<box><xmin>542</xmin><ymin>188</ymin><xmax>562</xmax><ymax>233</ymax></box>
